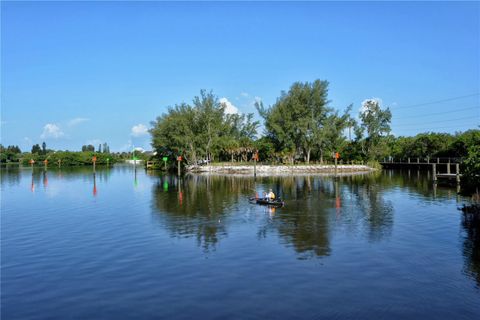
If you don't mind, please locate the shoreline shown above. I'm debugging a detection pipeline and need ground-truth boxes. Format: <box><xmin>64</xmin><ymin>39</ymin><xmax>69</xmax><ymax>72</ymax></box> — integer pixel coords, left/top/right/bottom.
<box><xmin>186</xmin><ymin>164</ymin><xmax>375</xmax><ymax>176</ymax></box>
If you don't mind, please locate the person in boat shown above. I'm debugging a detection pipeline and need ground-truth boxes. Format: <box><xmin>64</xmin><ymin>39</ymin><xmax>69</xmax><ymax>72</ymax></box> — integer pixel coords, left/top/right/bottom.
<box><xmin>266</xmin><ymin>189</ymin><xmax>275</xmax><ymax>200</ymax></box>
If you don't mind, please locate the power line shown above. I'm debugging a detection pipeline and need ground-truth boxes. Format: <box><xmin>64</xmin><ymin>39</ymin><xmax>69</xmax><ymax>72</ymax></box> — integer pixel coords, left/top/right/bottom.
<box><xmin>393</xmin><ymin>116</ymin><xmax>476</xmax><ymax>127</ymax></box>
<box><xmin>396</xmin><ymin>124</ymin><xmax>479</xmax><ymax>132</ymax></box>
<box><xmin>393</xmin><ymin>106</ymin><xmax>479</xmax><ymax>120</ymax></box>
<box><xmin>392</xmin><ymin>93</ymin><xmax>480</xmax><ymax>110</ymax></box>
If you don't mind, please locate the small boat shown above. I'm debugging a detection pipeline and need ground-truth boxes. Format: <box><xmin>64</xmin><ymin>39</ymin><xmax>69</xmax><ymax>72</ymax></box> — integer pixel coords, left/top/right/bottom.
<box><xmin>249</xmin><ymin>197</ymin><xmax>285</xmax><ymax>207</ymax></box>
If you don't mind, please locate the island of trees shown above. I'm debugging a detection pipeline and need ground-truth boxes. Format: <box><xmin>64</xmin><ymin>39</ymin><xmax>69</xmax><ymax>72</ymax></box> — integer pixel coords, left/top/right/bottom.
<box><xmin>1</xmin><ymin>79</ymin><xmax>478</xmax><ymax>193</ymax></box>
<box><xmin>149</xmin><ymin>80</ymin><xmax>479</xmax><ymax>192</ymax></box>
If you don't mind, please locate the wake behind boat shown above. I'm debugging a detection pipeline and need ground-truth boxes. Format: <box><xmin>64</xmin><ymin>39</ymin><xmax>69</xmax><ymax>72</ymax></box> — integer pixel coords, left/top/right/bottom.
<box><xmin>249</xmin><ymin>197</ymin><xmax>285</xmax><ymax>207</ymax></box>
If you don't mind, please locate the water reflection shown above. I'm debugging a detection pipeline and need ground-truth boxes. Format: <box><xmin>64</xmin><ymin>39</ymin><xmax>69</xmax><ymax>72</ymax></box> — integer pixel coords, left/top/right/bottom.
<box><xmin>255</xmin><ymin>174</ymin><xmax>395</xmax><ymax>257</ymax></box>
<box><xmin>263</xmin><ymin>176</ymin><xmax>333</xmax><ymax>259</ymax></box>
<box><xmin>2</xmin><ymin>166</ymin><xmax>479</xmax><ymax>318</ymax></box>
<box><xmin>349</xmin><ymin>173</ymin><xmax>394</xmax><ymax>241</ymax></box>
<box><xmin>134</xmin><ymin>168</ymin><xmax>138</xmax><ymax>188</ymax></box>
<box><xmin>0</xmin><ymin>167</ymin><xmax>117</xmax><ymax>196</ymax></box>
<box><xmin>42</xmin><ymin>170</ymin><xmax>48</xmax><ymax>189</ymax></box>
<box><xmin>0</xmin><ymin>166</ymin><xmax>22</xmax><ymax>188</ymax></box>
<box><xmin>93</xmin><ymin>173</ymin><xmax>97</xmax><ymax>197</ymax></box>
<box><xmin>150</xmin><ymin>173</ymin><xmax>399</xmax><ymax>258</ymax></box>
<box><xmin>151</xmin><ymin>175</ymin><xmax>255</xmax><ymax>251</ymax></box>
<box><xmin>31</xmin><ymin>170</ymin><xmax>35</xmax><ymax>192</ymax></box>
<box><xmin>462</xmin><ymin>209</ymin><xmax>480</xmax><ymax>287</ymax></box>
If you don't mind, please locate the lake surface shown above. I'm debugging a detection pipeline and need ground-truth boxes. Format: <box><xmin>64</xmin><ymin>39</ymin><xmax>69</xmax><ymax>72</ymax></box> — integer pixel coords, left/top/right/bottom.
<box><xmin>1</xmin><ymin>166</ymin><xmax>479</xmax><ymax>319</ymax></box>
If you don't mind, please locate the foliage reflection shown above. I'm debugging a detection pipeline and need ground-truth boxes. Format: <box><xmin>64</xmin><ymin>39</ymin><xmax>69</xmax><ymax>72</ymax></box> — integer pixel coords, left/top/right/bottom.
<box><xmin>151</xmin><ymin>173</ymin><xmax>400</xmax><ymax>258</ymax></box>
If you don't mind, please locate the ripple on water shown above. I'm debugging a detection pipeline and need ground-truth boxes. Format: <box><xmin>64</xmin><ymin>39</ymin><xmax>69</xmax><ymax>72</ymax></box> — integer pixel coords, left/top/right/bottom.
<box><xmin>1</xmin><ymin>168</ymin><xmax>479</xmax><ymax>319</ymax></box>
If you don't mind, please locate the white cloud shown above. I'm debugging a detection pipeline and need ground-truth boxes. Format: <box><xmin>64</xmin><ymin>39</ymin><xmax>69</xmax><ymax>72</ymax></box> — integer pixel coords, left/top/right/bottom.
<box><xmin>219</xmin><ymin>97</ymin><xmax>239</xmax><ymax>114</ymax></box>
<box><xmin>240</xmin><ymin>92</ymin><xmax>249</xmax><ymax>97</ymax></box>
<box><xmin>40</xmin><ymin>123</ymin><xmax>64</xmax><ymax>139</ymax></box>
<box><xmin>68</xmin><ymin>117</ymin><xmax>89</xmax><ymax>127</ymax></box>
<box><xmin>131</xmin><ymin>124</ymin><xmax>149</xmax><ymax>137</ymax></box>
<box><xmin>360</xmin><ymin>97</ymin><xmax>382</xmax><ymax>113</ymax></box>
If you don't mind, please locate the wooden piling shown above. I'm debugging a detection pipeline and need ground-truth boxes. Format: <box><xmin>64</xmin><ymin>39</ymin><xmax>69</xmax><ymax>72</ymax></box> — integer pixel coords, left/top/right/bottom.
<box><xmin>456</xmin><ymin>163</ymin><xmax>460</xmax><ymax>183</ymax></box>
<box><xmin>334</xmin><ymin>157</ymin><xmax>338</xmax><ymax>177</ymax></box>
<box><xmin>447</xmin><ymin>163</ymin><xmax>450</xmax><ymax>174</ymax></box>
<box><xmin>433</xmin><ymin>164</ymin><xmax>437</xmax><ymax>182</ymax></box>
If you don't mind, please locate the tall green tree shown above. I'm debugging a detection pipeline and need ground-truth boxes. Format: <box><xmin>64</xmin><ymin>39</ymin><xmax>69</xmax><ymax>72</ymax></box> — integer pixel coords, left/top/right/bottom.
<box><xmin>461</xmin><ymin>145</ymin><xmax>480</xmax><ymax>194</ymax></box>
<box><xmin>151</xmin><ymin>90</ymin><xmax>258</xmax><ymax>165</ymax></box>
<box><xmin>151</xmin><ymin>103</ymin><xmax>199</xmax><ymax>164</ymax></box>
<box><xmin>32</xmin><ymin>144</ymin><xmax>42</xmax><ymax>154</ymax></box>
<box><xmin>358</xmin><ymin>99</ymin><xmax>392</xmax><ymax>160</ymax></box>
<box><xmin>256</xmin><ymin>80</ymin><xmax>338</xmax><ymax>163</ymax></box>
<box><xmin>194</xmin><ymin>90</ymin><xmax>226</xmax><ymax>161</ymax></box>
<box><xmin>82</xmin><ymin>144</ymin><xmax>95</xmax><ymax>152</ymax></box>
<box><xmin>102</xmin><ymin>142</ymin><xmax>110</xmax><ymax>153</ymax></box>
<box><xmin>0</xmin><ymin>145</ymin><xmax>22</xmax><ymax>163</ymax></box>
<box><xmin>317</xmin><ymin>107</ymin><xmax>352</xmax><ymax>162</ymax></box>
<box><xmin>224</xmin><ymin>113</ymin><xmax>259</xmax><ymax>162</ymax></box>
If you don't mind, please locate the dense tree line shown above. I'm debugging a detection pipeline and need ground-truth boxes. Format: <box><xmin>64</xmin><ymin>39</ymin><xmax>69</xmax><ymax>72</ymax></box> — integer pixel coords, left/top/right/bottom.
<box><xmin>0</xmin><ymin>144</ymin><xmax>22</xmax><ymax>163</ymax></box>
<box><xmin>0</xmin><ymin>141</ymin><xmax>122</xmax><ymax>166</ymax></box>
<box><xmin>150</xmin><ymin>82</ymin><xmax>392</xmax><ymax>165</ymax></box>
<box><xmin>150</xmin><ymin>90</ymin><xmax>260</xmax><ymax>164</ymax></box>
<box><xmin>1</xmin><ymin>79</ymin><xmax>478</xmax><ymax>193</ymax></box>
<box><xmin>150</xmin><ymin>82</ymin><xmax>479</xmax><ymax>166</ymax></box>
<box><xmin>256</xmin><ymin>80</ymin><xmax>343</xmax><ymax>164</ymax></box>
<box><xmin>149</xmin><ymin>81</ymin><xmax>478</xmax><ymax>193</ymax></box>
<box><xmin>0</xmin><ymin>140</ymin><xmax>148</xmax><ymax>166</ymax></box>
<box><xmin>21</xmin><ymin>151</ymin><xmax>119</xmax><ymax>166</ymax></box>
<box><xmin>387</xmin><ymin>130</ymin><xmax>479</xmax><ymax>160</ymax></box>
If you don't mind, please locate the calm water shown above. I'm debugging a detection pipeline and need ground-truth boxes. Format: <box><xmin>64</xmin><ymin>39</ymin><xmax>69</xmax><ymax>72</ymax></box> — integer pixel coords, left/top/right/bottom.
<box><xmin>1</xmin><ymin>166</ymin><xmax>479</xmax><ymax>319</ymax></box>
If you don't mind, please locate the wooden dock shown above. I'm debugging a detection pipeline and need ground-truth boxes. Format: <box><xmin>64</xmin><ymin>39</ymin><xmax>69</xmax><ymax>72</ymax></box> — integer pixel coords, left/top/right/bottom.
<box><xmin>380</xmin><ymin>157</ymin><xmax>462</xmax><ymax>183</ymax></box>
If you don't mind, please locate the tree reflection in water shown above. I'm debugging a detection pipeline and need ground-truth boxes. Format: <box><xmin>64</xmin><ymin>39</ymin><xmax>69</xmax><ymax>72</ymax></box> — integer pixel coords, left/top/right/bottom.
<box><xmin>151</xmin><ymin>174</ymin><xmax>255</xmax><ymax>251</ymax></box>
<box><xmin>151</xmin><ymin>172</ymin><xmax>397</xmax><ymax>259</ymax></box>
<box><xmin>269</xmin><ymin>174</ymin><xmax>392</xmax><ymax>257</ymax></box>
<box><xmin>348</xmin><ymin>173</ymin><xmax>394</xmax><ymax>242</ymax></box>
<box><xmin>461</xmin><ymin>209</ymin><xmax>480</xmax><ymax>287</ymax></box>
<box><xmin>263</xmin><ymin>175</ymin><xmax>332</xmax><ymax>259</ymax></box>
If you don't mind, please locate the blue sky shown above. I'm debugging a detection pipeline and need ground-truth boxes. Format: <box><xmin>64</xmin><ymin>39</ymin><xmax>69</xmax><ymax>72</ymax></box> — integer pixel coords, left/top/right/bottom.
<box><xmin>1</xmin><ymin>1</ymin><xmax>479</xmax><ymax>152</ymax></box>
